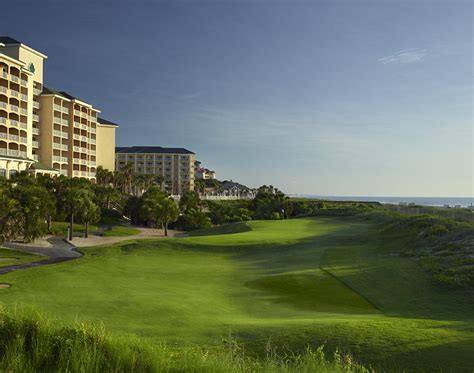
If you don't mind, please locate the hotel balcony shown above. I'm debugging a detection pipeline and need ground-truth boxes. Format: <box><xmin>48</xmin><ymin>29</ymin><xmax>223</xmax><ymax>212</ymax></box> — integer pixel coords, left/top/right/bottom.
<box><xmin>53</xmin><ymin>156</ymin><xmax>68</xmax><ymax>163</ymax></box>
<box><xmin>54</xmin><ymin>104</ymin><xmax>62</xmax><ymax>112</ymax></box>
<box><xmin>32</xmin><ymin>127</ymin><xmax>39</xmax><ymax>136</ymax></box>
<box><xmin>10</xmin><ymin>104</ymin><xmax>19</xmax><ymax>112</ymax></box>
<box><xmin>32</xmin><ymin>154</ymin><xmax>39</xmax><ymax>161</ymax></box>
<box><xmin>1</xmin><ymin>72</ymin><xmax>7</xmax><ymax>79</ymax></box>
<box><xmin>9</xmin><ymin>119</ymin><xmax>19</xmax><ymax>127</ymax></box>
<box><xmin>62</xmin><ymin>107</ymin><xmax>69</xmax><ymax>114</ymax></box>
<box><xmin>20</xmin><ymin>108</ymin><xmax>28</xmax><ymax>115</ymax></box>
<box><xmin>53</xmin><ymin>143</ymin><xmax>68</xmax><ymax>151</ymax></box>
<box><xmin>73</xmin><ymin>121</ymin><xmax>81</xmax><ymax>128</ymax></box>
<box><xmin>90</xmin><ymin>127</ymin><xmax>96</xmax><ymax>134</ymax></box>
<box><xmin>32</xmin><ymin>140</ymin><xmax>39</xmax><ymax>148</ymax></box>
<box><xmin>81</xmin><ymin>124</ymin><xmax>87</xmax><ymax>130</ymax></box>
<box><xmin>33</xmin><ymin>88</ymin><xmax>41</xmax><ymax>96</ymax></box>
<box><xmin>20</xmin><ymin>93</ymin><xmax>28</xmax><ymax>101</ymax></box>
<box><xmin>10</xmin><ymin>89</ymin><xmax>19</xmax><ymax>98</ymax></box>
<box><xmin>33</xmin><ymin>114</ymin><xmax>39</xmax><ymax>122</ymax></box>
<box><xmin>74</xmin><ymin>110</ymin><xmax>81</xmax><ymax>116</ymax></box>
<box><xmin>10</xmin><ymin>75</ymin><xmax>19</xmax><ymax>83</ymax></box>
<box><xmin>53</xmin><ymin>130</ymin><xmax>68</xmax><ymax>139</ymax></box>
<box><xmin>90</xmin><ymin>139</ymin><xmax>96</xmax><ymax>144</ymax></box>
<box><xmin>0</xmin><ymin>87</ymin><xmax>7</xmax><ymax>94</ymax></box>
<box><xmin>60</xmin><ymin>169</ymin><xmax>68</xmax><ymax>176</ymax></box>
<box><xmin>20</xmin><ymin>79</ymin><xmax>27</xmax><ymax>87</ymax></box>
<box><xmin>81</xmin><ymin>135</ymin><xmax>87</xmax><ymax>142</ymax></box>
<box><xmin>0</xmin><ymin>102</ymin><xmax>6</xmax><ymax>110</ymax></box>
<box><xmin>19</xmin><ymin>122</ymin><xmax>27</xmax><ymax>130</ymax></box>
<box><xmin>0</xmin><ymin>148</ymin><xmax>27</xmax><ymax>158</ymax></box>
<box><xmin>33</xmin><ymin>101</ymin><xmax>40</xmax><ymax>109</ymax></box>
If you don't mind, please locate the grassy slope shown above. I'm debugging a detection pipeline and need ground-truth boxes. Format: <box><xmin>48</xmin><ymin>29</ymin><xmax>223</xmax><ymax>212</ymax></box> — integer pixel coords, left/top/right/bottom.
<box><xmin>0</xmin><ymin>248</ymin><xmax>43</xmax><ymax>269</ymax></box>
<box><xmin>102</xmin><ymin>226</ymin><xmax>141</xmax><ymax>237</ymax></box>
<box><xmin>1</xmin><ymin>217</ymin><xmax>473</xmax><ymax>371</ymax></box>
<box><xmin>51</xmin><ymin>222</ymin><xmax>98</xmax><ymax>236</ymax></box>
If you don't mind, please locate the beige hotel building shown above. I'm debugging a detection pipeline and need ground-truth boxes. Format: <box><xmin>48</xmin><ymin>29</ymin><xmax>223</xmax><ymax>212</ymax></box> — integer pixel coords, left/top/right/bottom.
<box><xmin>115</xmin><ymin>147</ymin><xmax>195</xmax><ymax>195</ymax></box>
<box><xmin>0</xmin><ymin>36</ymin><xmax>117</xmax><ymax>181</ymax></box>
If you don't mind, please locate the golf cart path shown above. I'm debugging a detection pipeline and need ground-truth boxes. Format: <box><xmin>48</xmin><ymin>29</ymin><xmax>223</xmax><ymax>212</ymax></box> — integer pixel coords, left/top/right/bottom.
<box><xmin>0</xmin><ymin>227</ymin><xmax>186</xmax><ymax>275</ymax></box>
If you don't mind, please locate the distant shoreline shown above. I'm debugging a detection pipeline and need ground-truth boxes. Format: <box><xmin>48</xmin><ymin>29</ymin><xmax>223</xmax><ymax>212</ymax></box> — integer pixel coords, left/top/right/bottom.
<box><xmin>289</xmin><ymin>195</ymin><xmax>473</xmax><ymax>208</ymax></box>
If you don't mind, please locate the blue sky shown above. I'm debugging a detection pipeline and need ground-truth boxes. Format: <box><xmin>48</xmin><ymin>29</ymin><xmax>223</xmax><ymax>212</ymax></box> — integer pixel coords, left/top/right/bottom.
<box><xmin>3</xmin><ymin>0</ymin><xmax>472</xmax><ymax>196</ymax></box>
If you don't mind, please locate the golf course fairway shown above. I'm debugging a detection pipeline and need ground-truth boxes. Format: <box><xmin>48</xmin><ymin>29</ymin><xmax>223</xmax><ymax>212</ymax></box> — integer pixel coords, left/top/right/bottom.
<box><xmin>1</xmin><ymin>216</ymin><xmax>473</xmax><ymax>371</ymax></box>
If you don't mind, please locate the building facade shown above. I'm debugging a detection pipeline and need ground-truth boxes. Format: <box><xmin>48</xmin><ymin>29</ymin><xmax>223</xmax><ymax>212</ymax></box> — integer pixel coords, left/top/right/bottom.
<box><xmin>115</xmin><ymin>146</ymin><xmax>195</xmax><ymax>195</ymax></box>
<box><xmin>0</xmin><ymin>36</ymin><xmax>118</xmax><ymax>180</ymax></box>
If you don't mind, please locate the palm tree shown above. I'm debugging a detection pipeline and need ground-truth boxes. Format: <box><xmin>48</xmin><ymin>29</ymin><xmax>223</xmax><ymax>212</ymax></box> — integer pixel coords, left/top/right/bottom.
<box><xmin>122</xmin><ymin>162</ymin><xmax>134</xmax><ymax>194</ymax></box>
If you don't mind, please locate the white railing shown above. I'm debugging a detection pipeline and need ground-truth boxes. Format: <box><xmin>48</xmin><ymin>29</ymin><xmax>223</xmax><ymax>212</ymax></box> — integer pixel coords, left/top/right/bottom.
<box><xmin>10</xmin><ymin>89</ymin><xmax>18</xmax><ymax>97</ymax></box>
<box><xmin>54</xmin><ymin>117</ymin><xmax>62</xmax><ymax>124</ymax></box>
<box><xmin>53</xmin><ymin>156</ymin><xmax>68</xmax><ymax>163</ymax></box>
<box><xmin>32</xmin><ymin>127</ymin><xmax>39</xmax><ymax>135</ymax></box>
<box><xmin>33</xmin><ymin>101</ymin><xmax>40</xmax><ymax>109</ymax></box>
<box><xmin>81</xmin><ymin>113</ymin><xmax>87</xmax><ymax>118</ymax></box>
<box><xmin>54</xmin><ymin>104</ymin><xmax>62</xmax><ymax>112</ymax></box>
<box><xmin>90</xmin><ymin>161</ymin><xmax>96</xmax><ymax>166</ymax></box>
<box><xmin>90</xmin><ymin>139</ymin><xmax>96</xmax><ymax>144</ymax></box>
<box><xmin>90</xmin><ymin>127</ymin><xmax>96</xmax><ymax>134</ymax></box>
<box><xmin>74</xmin><ymin>110</ymin><xmax>81</xmax><ymax>116</ymax></box>
<box><xmin>73</xmin><ymin>171</ymin><xmax>80</xmax><ymax>177</ymax></box>
<box><xmin>32</xmin><ymin>154</ymin><xmax>39</xmax><ymax>161</ymax></box>
<box><xmin>20</xmin><ymin>137</ymin><xmax>27</xmax><ymax>144</ymax></box>
<box><xmin>20</xmin><ymin>94</ymin><xmax>28</xmax><ymax>101</ymax></box>
<box><xmin>61</xmin><ymin>119</ymin><xmax>68</xmax><ymax>125</ymax></box>
<box><xmin>20</xmin><ymin>108</ymin><xmax>28</xmax><ymax>115</ymax></box>
<box><xmin>32</xmin><ymin>140</ymin><xmax>39</xmax><ymax>148</ymax></box>
<box><xmin>62</xmin><ymin>107</ymin><xmax>69</xmax><ymax>114</ymax></box>
<box><xmin>53</xmin><ymin>130</ymin><xmax>62</xmax><ymax>137</ymax></box>
<box><xmin>0</xmin><ymin>117</ymin><xmax>6</xmax><ymax>124</ymax></box>
<box><xmin>81</xmin><ymin>147</ymin><xmax>88</xmax><ymax>153</ymax></box>
<box><xmin>73</xmin><ymin>158</ymin><xmax>80</xmax><ymax>163</ymax></box>
<box><xmin>73</xmin><ymin>146</ymin><xmax>80</xmax><ymax>152</ymax></box>
<box><xmin>81</xmin><ymin>135</ymin><xmax>87</xmax><ymax>142</ymax></box>
<box><xmin>33</xmin><ymin>114</ymin><xmax>39</xmax><ymax>122</ymax></box>
<box><xmin>9</xmin><ymin>119</ymin><xmax>18</xmax><ymax>127</ymax></box>
<box><xmin>1</xmin><ymin>72</ymin><xmax>7</xmax><ymax>79</ymax></box>
<box><xmin>0</xmin><ymin>133</ymin><xmax>6</xmax><ymax>139</ymax></box>
<box><xmin>0</xmin><ymin>87</ymin><xmax>6</xmax><ymax>94</ymax></box>
<box><xmin>73</xmin><ymin>134</ymin><xmax>80</xmax><ymax>140</ymax></box>
<box><xmin>10</xmin><ymin>104</ymin><xmax>18</xmax><ymax>112</ymax></box>
<box><xmin>33</xmin><ymin>88</ymin><xmax>41</xmax><ymax>96</ymax></box>
<box><xmin>0</xmin><ymin>102</ymin><xmax>6</xmax><ymax>109</ymax></box>
<box><xmin>10</xmin><ymin>76</ymin><xmax>19</xmax><ymax>83</ymax></box>
<box><xmin>73</xmin><ymin>121</ymin><xmax>81</xmax><ymax>128</ymax></box>
<box><xmin>21</xmin><ymin>79</ymin><xmax>28</xmax><ymax>87</ymax></box>
<box><xmin>81</xmin><ymin>124</ymin><xmax>87</xmax><ymax>130</ymax></box>
<box><xmin>20</xmin><ymin>122</ymin><xmax>27</xmax><ymax>129</ymax></box>
<box><xmin>81</xmin><ymin>159</ymin><xmax>87</xmax><ymax>165</ymax></box>
<box><xmin>60</xmin><ymin>170</ymin><xmax>68</xmax><ymax>175</ymax></box>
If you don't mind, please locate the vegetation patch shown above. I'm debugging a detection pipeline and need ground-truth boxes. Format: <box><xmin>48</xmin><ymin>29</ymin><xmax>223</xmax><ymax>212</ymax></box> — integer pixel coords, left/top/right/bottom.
<box><xmin>102</xmin><ymin>226</ymin><xmax>141</xmax><ymax>237</ymax></box>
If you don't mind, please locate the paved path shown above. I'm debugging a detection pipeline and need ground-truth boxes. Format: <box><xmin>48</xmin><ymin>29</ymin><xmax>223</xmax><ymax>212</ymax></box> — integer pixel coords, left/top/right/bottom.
<box><xmin>0</xmin><ymin>236</ymin><xmax>82</xmax><ymax>275</ymax></box>
<box><xmin>0</xmin><ymin>227</ymin><xmax>187</xmax><ymax>275</ymax></box>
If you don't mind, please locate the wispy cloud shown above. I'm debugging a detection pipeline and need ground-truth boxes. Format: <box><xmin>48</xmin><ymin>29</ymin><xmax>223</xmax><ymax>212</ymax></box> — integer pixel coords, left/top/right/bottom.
<box><xmin>378</xmin><ymin>48</ymin><xmax>427</xmax><ymax>64</ymax></box>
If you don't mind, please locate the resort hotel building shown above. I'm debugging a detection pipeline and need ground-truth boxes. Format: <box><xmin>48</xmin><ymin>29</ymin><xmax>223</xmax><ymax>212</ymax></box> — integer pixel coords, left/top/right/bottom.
<box><xmin>115</xmin><ymin>146</ymin><xmax>195</xmax><ymax>195</ymax></box>
<box><xmin>0</xmin><ymin>36</ymin><xmax>117</xmax><ymax>181</ymax></box>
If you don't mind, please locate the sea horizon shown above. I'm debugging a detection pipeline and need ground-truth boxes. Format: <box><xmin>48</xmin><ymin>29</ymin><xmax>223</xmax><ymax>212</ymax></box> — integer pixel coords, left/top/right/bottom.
<box><xmin>289</xmin><ymin>195</ymin><xmax>474</xmax><ymax>208</ymax></box>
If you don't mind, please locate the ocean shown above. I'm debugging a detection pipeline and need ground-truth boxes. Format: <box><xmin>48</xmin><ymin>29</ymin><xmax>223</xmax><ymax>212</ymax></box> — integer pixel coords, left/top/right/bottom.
<box><xmin>290</xmin><ymin>195</ymin><xmax>474</xmax><ymax>208</ymax></box>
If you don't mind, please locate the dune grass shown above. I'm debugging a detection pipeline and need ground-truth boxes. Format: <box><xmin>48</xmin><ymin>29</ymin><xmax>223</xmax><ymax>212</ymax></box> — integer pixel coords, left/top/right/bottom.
<box><xmin>0</xmin><ymin>308</ymin><xmax>371</xmax><ymax>373</ymax></box>
<box><xmin>0</xmin><ymin>217</ymin><xmax>473</xmax><ymax>371</ymax></box>
<box><xmin>102</xmin><ymin>226</ymin><xmax>141</xmax><ymax>237</ymax></box>
<box><xmin>0</xmin><ymin>248</ymin><xmax>43</xmax><ymax>269</ymax></box>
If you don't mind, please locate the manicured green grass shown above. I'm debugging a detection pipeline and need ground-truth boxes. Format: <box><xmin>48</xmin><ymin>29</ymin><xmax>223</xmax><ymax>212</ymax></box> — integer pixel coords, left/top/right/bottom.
<box><xmin>0</xmin><ymin>248</ymin><xmax>43</xmax><ymax>269</ymax></box>
<box><xmin>1</xmin><ymin>217</ymin><xmax>473</xmax><ymax>371</ymax></box>
<box><xmin>102</xmin><ymin>226</ymin><xmax>141</xmax><ymax>237</ymax></box>
<box><xmin>51</xmin><ymin>222</ymin><xmax>98</xmax><ymax>237</ymax></box>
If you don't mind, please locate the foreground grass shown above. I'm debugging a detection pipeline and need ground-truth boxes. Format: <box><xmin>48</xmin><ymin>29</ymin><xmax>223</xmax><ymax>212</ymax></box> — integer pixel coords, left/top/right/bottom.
<box><xmin>102</xmin><ymin>226</ymin><xmax>141</xmax><ymax>237</ymax></box>
<box><xmin>1</xmin><ymin>217</ymin><xmax>473</xmax><ymax>371</ymax></box>
<box><xmin>0</xmin><ymin>248</ymin><xmax>43</xmax><ymax>269</ymax></box>
<box><xmin>0</xmin><ymin>309</ymin><xmax>371</xmax><ymax>373</ymax></box>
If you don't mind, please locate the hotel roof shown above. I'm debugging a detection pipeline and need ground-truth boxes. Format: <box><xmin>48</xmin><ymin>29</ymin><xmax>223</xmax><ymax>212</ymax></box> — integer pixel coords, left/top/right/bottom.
<box><xmin>98</xmin><ymin>117</ymin><xmax>119</xmax><ymax>127</ymax></box>
<box><xmin>0</xmin><ymin>37</ymin><xmax>21</xmax><ymax>45</ymax></box>
<box><xmin>116</xmin><ymin>146</ymin><xmax>195</xmax><ymax>155</ymax></box>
